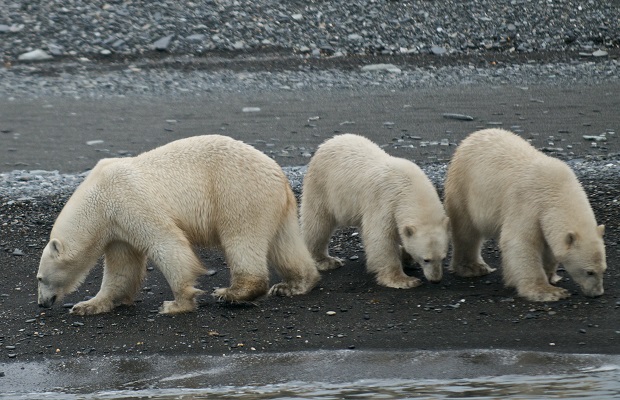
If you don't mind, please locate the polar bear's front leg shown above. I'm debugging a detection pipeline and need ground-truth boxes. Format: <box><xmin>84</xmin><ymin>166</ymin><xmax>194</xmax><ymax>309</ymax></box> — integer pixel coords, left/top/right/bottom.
<box><xmin>146</xmin><ymin>234</ymin><xmax>207</xmax><ymax>314</ymax></box>
<box><xmin>71</xmin><ymin>297</ymin><xmax>116</xmax><ymax>315</ymax></box>
<box><xmin>500</xmin><ymin>231</ymin><xmax>570</xmax><ymax>302</ymax></box>
<box><xmin>542</xmin><ymin>244</ymin><xmax>562</xmax><ymax>284</ymax></box>
<box><xmin>71</xmin><ymin>242</ymin><xmax>147</xmax><ymax>315</ymax></box>
<box><xmin>364</xmin><ymin>229</ymin><xmax>421</xmax><ymax>289</ymax></box>
<box><xmin>160</xmin><ymin>286</ymin><xmax>205</xmax><ymax>314</ymax></box>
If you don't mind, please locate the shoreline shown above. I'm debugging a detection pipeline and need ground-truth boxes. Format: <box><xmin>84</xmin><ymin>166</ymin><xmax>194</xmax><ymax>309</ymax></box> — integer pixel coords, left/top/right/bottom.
<box><xmin>2</xmin><ymin>349</ymin><xmax>620</xmax><ymax>395</ymax></box>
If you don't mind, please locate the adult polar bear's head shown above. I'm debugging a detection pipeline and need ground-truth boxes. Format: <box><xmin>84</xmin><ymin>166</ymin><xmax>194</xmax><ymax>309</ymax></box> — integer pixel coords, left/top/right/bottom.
<box><xmin>37</xmin><ymin>238</ymin><xmax>90</xmax><ymax>308</ymax></box>
<box><xmin>400</xmin><ymin>217</ymin><xmax>450</xmax><ymax>283</ymax></box>
<box><xmin>560</xmin><ymin>225</ymin><xmax>607</xmax><ymax>298</ymax></box>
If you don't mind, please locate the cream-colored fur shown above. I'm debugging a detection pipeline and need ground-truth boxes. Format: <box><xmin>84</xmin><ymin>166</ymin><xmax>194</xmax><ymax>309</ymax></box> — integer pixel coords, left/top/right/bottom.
<box><xmin>300</xmin><ymin>134</ymin><xmax>450</xmax><ymax>288</ymax></box>
<box><xmin>37</xmin><ymin>135</ymin><xmax>320</xmax><ymax>315</ymax></box>
<box><xmin>444</xmin><ymin>128</ymin><xmax>606</xmax><ymax>301</ymax></box>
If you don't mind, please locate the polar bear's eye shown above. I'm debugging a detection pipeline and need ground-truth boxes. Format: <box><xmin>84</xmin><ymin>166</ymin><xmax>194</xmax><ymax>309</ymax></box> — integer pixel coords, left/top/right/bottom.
<box><xmin>423</xmin><ymin>259</ymin><xmax>431</xmax><ymax>263</ymax></box>
<box><xmin>586</xmin><ymin>270</ymin><xmax>595</xmax><ymax>276</ymax></box>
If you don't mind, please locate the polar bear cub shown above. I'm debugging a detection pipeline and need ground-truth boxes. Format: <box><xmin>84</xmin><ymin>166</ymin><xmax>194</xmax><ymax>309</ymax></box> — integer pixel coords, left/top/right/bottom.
<box><xmin>300</xmin><ymin>134</ymin><xmax>450</xmax><ymax>288</ymax></box>
<box><xmin>37</xmin><ymin>135</ymin><xmax>320</xmax><ymax>315</ymax></box>
<box><xmin>444</xmin><ymin>128</ymin><xmax>606</xmax><ymax>302</ymax></box>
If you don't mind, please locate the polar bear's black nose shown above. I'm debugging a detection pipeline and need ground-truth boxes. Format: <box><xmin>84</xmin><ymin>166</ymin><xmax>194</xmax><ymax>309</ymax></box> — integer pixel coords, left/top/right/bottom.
<box><xmin>38</xmin><ymin>295</ymin><xmax>57</xmax><ymax>308</ymax></box>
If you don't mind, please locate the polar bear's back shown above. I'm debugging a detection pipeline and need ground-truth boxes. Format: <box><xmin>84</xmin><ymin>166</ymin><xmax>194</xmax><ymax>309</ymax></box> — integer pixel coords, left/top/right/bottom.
<box><xmin>445</xmin><ymin>128</ymin><xmax>585</xmax><ymax>234</ymax></box>
<box><xmin>304</xmin><ymin>133</ymin><xmax>439</xmax><ymax>224</ymax></box>
<box><xmin>448</xmin><ymin>128</ymin><xmax>574</xmax><ymax>191</ymax></box>
<box><xmin>83</xmin><ymin>135</ymin><xmax>291</xmax><ymax>246</ymax></box>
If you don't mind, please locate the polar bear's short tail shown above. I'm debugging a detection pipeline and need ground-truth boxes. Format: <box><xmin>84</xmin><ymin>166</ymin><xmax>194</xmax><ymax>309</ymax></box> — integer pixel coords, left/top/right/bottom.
<box><xmin>268</xmin><ymin>188</ymin><xmax>321</xmax><ymax>296</ymax></box>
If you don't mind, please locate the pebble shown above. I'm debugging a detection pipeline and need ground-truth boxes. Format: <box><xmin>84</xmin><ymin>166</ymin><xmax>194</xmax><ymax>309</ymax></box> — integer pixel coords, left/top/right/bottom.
<box><xmin>17</xmin><ymin>49</ymin><xmax>53</xmax><ymax>62</ymax></box>
<box><xmin>361</xmin><ymin>64</ymin><xmax>402</xmax><ymax>73</ymax></box>
<box><xmin>431</xmin><ymin>46</ymin><xmax>447</xmax><ymax>55</ymax></box>
<box><xmin>326</xmin><ymin>311</ymin><xmax>337</xmax><ymax>316</ymax></box>
<box><xmin>583</xmin><ymin>135</ymin><xmax>607</xmax><ymax>142</ymax></box>
<box><xmin>186</xmin><ymin>34</ymin><xmax>205</xmax><ymax>42</ymax></box>
<box><xmin>443</xmin><ymin>113</ymin><xmax>474</xmax><ymax>121</ymax></box>
<box><xmin>153</xmin><ymin>35</ymin><xmax>174</xmax><ymax>51</ymax></box>
<box><xmin>592</xmin><ymin>50</ymin><xmax>608</xmax><ymax>57</ymax></box>
<box><xmin>242</xmin><ymin>107</ymin><xmax>261</xmax><ymax>113</ymax></box>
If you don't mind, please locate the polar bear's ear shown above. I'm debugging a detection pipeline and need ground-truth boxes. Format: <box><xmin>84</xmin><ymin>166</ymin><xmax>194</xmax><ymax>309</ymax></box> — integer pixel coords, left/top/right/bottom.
<box><xmin>49</xmin><ymin>239</ymin><xmax>64</xmax><ymax>258</ymax></box>
<box><xmin>597</xmin><ymin>225</ymin><xmax>605</xmax><ymax>237</ymax></box>
<box><xmin>565</xmin><ymin>232</ymin><xmax>578</xmax><ymax>248</ymax></box>
<box><xmin>403</xmin><ymin>226</ymin><xmax>416</xmax><ymax>237</ymax></box>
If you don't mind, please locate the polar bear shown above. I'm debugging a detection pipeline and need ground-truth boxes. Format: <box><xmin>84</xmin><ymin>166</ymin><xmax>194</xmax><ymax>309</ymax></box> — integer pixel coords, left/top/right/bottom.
<box><xmin>37</xmin><ymin>135</ymin><xmax>320</xmax><ymax>315</ymax></box>
<box><xmin>300</xmin><ymin>134</ymin><xmax>450</xmax><ymax>288</ymax></box>
<box><xmin>444</xmin><ymin>128</ymin><xmax>606</xmax><ymax>302</ymax></box>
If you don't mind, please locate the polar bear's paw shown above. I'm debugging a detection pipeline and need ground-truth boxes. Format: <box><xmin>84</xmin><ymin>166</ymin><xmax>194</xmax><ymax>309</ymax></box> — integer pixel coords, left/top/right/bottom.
<box><xmin>451</xmin><ymin>262</ymin><xmax>496</xmax><ymax>278</ymax></box>
<box><xmin>317</xmin><ymin>256</ymin><xmax>345</xmax><ymax>271</ymax></box>
<box><xmin>70</xmin><ymin>299</ymin><xmax>114</xmax><ymax>315</ymax></box>
<box><xmin>376</xmin><ymin>273</ymin><xmax>422</xmax><ymax>289</ymax></box>
<box><xmin>520</xmin><ymin>285</ymin><xmax>570</xmax><ymax>302</ymax></box>
<box><xmin>212</xmin><ymin>283</ymin><xmax>268</xmax><ymax>303</ymax></box>
<box><xmin>159</xmin><ymin>299</ymin><xmax>196</xmax><ymax>314</ymax></box>
<box><xmin>268</xmin><ymin>282</ymin><xmax>309</xmax><ymax>297</ymax></box>
<box><xmin>548</xmin><ymin>272</ymin><xmax>563</xmax><ymax>284</ymax></box>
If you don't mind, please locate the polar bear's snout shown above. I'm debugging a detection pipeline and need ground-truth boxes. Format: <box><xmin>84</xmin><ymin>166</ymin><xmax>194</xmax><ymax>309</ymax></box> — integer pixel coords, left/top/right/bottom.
<box><xmin>38</xmin><ymin>294</ymin><xmax>57</xmax><ymax>308</ymax></box>
<box><xmin>579</xmin><ymin>279</ymin><xmax>604</xmax><ymax>298</ymax></box>
<box><xmin>421</xmin><ymin>261</ymin><xmax>444</xmax><ymax>283</ymax></box>
<box><xmin>37</xmin><ymin>280</ymin><xmax>58</xmax><ymax>308</ymax></box>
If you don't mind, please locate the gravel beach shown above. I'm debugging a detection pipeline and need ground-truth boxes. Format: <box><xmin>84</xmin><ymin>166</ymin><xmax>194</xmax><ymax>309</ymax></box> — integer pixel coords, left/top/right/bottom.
<box><xmin>0</xmin><ymin>0</ymin><xmax>619</xmax><ymax>377</ymax></box>
<box><xmin>0</xmin><ymin>0</ymin><xmax>619</xmax><ymax>99</ymax></box>
<box><xmin>2</xmin><ymin>0</ymin><xmax>619</xmax><ymax>60</ymax></box>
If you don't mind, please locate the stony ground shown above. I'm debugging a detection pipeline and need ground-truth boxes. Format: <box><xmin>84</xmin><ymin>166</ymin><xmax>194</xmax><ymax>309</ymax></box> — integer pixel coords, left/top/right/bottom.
<box><xmin>0</xmin><ymin>0</ymin><xmax>619</xmax><ymax>368</ymax></box>
<box><xmin>0</xmin><ymin>175</ymin><xmax>619</xmax><ymax>363</ymax></box>
<box><xmin>2</xmin><ymin>0</ymin><xmax>619</xmax><ymax>60</ymax></box>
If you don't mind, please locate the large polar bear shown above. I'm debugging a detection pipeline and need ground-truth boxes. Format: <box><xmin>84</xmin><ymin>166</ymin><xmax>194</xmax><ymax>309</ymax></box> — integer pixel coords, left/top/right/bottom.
<box><xmin>444</xmin><ymin>128</ymin><xmax>606</xmax><ymax>302</ymax></box>
<box><xmin>37</xmin><ymin>135</ymin><xmax>320</xmax><ymax>315</ymax></box>
<box><xmin>300</xmin><ymin>133</ymin><xmax>450</xmax><ymax>288</ymax></box>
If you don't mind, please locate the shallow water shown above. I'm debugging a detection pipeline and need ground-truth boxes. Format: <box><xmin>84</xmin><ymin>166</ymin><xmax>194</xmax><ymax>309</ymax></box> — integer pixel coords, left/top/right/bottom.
<box><xmin>1</xmin><ymin>350</ymin><xmax>619</xmax><ymax>399</ymax></box>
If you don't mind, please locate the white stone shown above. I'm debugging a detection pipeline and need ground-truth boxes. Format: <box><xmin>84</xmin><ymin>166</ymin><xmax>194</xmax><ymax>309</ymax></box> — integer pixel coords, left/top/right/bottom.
<box><xmin>18</xmin><ymin>49</ymin><xmax>53</xmax><ymax>61</ymax></box>
<box><xmin>361</xmin><ymin>63</ymin><xmax>402</xmax><ymax>73</ymax></box>
<box><xmin>592</xmin><ymin>49</ymin><xmax>608</xmax><ymax>57</ymax></box>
